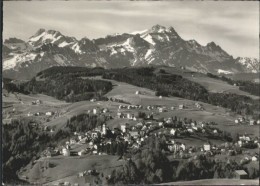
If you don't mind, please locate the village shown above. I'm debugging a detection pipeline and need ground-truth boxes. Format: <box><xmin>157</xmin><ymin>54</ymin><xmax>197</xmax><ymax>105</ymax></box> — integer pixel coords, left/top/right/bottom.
<box><xmin>35</xmin><ymin>96</ymin><xmax>259</xmax><ymax>184</ymax></box>
<box><xmin>3</xmin><ymin>89</ymin><xmax>259</xmax><ymax>185</ymax></box>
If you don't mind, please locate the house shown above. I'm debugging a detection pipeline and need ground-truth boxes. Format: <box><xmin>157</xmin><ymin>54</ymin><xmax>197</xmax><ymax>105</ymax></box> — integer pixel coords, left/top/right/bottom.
<box><xmin>235</xmin><ymin>119</ymin><xmax>239</xmax><ymax>124</ymax></box>
<box><xmin>238</xmin><ymin>140</ymin><xmax>243</xmax><ymax>147</ymax></box>
<box><xmin>70</xmin><ymin>139</ymin><xmax>76</xmax><ymax>144</ymax></box>
<box><xmin>213</xmin><ymin>129</ymin><xmax>218</xmax><ymax>134</ymax></box>
<box><xmin>92</xmin><ymin>131</ymin><xmax>100</xmax><ymax>138</ymax></box>
<box><xmin>166</xmin><ymin>118</ymin><xmax>173</xmax><ymax>124</ymax></box>
<box><xmin>46</xmin><ymin>111</ymin><xmax>54</xmax><ymax>116</ymax></box>
<box><xmin>121</xmin><ymin>124</ymin><xmax>129</xmax><ymax>133</ymax></box>
<box><xmin>129</xmin><ymin>131</ymin><xmax>139</xmax><ymax>138</ymax></box>
<box><xmin>136</xmin><ymin>122</ymin><xmax>143</xmax><ymax>128</ymax></box>
<box><xmin>93</xmin><ymin>108</ymin><xmax>100</xmax><ymax>115</ymax></box>
<box><xmin>78</xmin><ymin>172</ymin><xmax>84</xmax><ymax>177</ymax></box>
<box><xmin>62</xmin><ymin>148</ymin><xmax>70</xmax><ymax>156</ymax></box>
<box><xmin>249</xmin><ymin>120</ymin><xmax>255</xmax><ymax>125</ymax></box>
<box><xmin>158</xmin><ymin>107</ymin><xmax>166</xmax><ymax>113</ymax></box>
<box><xmin>127</xmin><ymin>113</ymin><xmax>132</xmax><ymax>119</ymax></box>
<box><xmin>90</xmin><ymin>98</ymin><xmax>96</xmax><ymax>102</ymax></box>
<box><xmin>78</xmin><ymin>150</ymin><xmax>85</xmax><ymax>156</ymax></box>
<box><xmin>179</xmin><ymin>105</ymin><xmax>184</xmax><ymax>110</ymax></box>
<box><xmin>252</xmin><ymin>156</ymin><xmax>258</xmax><ymax>161</ymax></box>
<box><xmin>117</xmin><ymin>112</ymin><xmax>122</xmax><ymax>118</ymax></box>
<box><xmin>102</xmin><ymin>123</ymin><xmax>107</xmax><ymax>135</ymax></box>
<box><xmin>191</xmin><ymin>126</ymin><xmax>197</xmax><ymax>131</ymax></box>
<box><xmin>234</xmin><ymin>170</ymin><xmax>248</xmax><ymax>179</ymax></box>
<box><xmin>27</xmin><ymin>112</ymin><xmax>33</xmax><ymax>117</ymax></box>
<box><xmin>93</xmin><ymin>150</ymin><xmax>98</xmax><ymax>155</ymax></box>
<box><xmin>204</xmin><ymin>143</ymin><xmax>211</xmax><ymax>151</ymax></box>
<box><xmin>238</xmin><ymin>117</ymin><xmax>245</xmax><ymax>123</ymax></box>
<box><xmin>135</xmin><ymin>91</ymin><xmax>140</xmax><ymax>95</ymax></box>
<box><xmin>158</xmin><ymin>122</ymin><xmax>164</xmax><ymax>127</ymax></box>
<box><xmin>36</xmin><ymin>99</ymin><xmax>42</xmax><ymax>104</ymax></box>
<box><xmin>170</xmin><ymin>129</ymin><xmax>176</xmax><ymax>136</ymax></box>
<box><xmin>180</xmin><ymin>143</ymin><xmax>186</xmax><ymax>151</ymax></box>
<box><xmin>159</xmin><ymin>96</ymin><xmax>162</xmax><ymax>99</ymax></box>
<box><xmin>103</xmin><ymin>108</ymin><xmax>108</xmax><ymax>113</ymax></box>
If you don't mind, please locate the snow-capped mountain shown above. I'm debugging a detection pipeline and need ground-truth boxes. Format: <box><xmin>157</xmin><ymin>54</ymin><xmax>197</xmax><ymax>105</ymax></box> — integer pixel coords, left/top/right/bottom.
<box><xmin>235</xmin><ymin>57</ymin><xmax>259</xmax><ymax>73</ymax></box>
<box><xmin>2</xmin><ymin>25</ymin><xmax>259</xmax><ymax>79</ymax></box>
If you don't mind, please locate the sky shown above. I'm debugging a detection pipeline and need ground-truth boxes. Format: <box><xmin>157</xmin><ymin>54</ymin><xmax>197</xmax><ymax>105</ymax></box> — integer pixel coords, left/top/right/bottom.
<box><xmin>3</xmin><ymin>1</ymin><xmax>259</xmax><ymax>58</ymax></box>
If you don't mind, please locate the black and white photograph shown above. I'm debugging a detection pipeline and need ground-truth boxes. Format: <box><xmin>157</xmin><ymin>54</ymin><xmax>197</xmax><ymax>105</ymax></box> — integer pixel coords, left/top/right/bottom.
<box><xmin>2</xmin><ymin>0</ymin><xmax>260</xmax><ymax>185</ymax></box>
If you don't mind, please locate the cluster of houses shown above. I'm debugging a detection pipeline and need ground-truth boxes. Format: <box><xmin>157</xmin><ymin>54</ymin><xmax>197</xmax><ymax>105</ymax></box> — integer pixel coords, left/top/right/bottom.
<box><xmin>31</xmin><ymin>99</ymin><xmax>42</xmax><ymax>105</ymax></box>
<box><xmin>235</xmin><ymin>117</ymin><xmax>260</xmax><ymax>125</ymax></box>
<box><xmin>27</xmin><ymin>111</ymin><xmax>54</xmax><ymax>117</ymax></box>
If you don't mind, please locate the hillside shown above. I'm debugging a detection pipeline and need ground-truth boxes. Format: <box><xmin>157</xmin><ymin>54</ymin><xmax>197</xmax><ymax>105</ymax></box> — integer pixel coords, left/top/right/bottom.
<box><xmin>2</xmin><ymin>25</ymin><xmax>259</xmax><ymax>80</ymax></box>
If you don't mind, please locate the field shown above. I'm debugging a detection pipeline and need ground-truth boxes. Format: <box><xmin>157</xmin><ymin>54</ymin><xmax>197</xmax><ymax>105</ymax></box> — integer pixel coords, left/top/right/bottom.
<box><xmin>18</xmin><ymin>154</ymin><xmax>124</xmax><ymax>185</ymax></box>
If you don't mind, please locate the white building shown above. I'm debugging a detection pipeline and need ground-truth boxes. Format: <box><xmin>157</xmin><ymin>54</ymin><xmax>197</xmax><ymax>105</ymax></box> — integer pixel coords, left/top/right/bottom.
<box><xmin>46</xmin><ymin>111</ymin><xmax>54</xmax><ymax>116</ymax></box>
<box><xmin>252</xmin><ymin>156</ymin><xmax>258</xmax><ymax>161</ymax></box>
<box><xmin>121</xmin><ymin>124</ymin><xmax>128</xmax><ymax>133</ymax></box>
<box><xmin>102</xmin><ymin>124</ymin><xmax>107</xmax><ymax>135</ymax></box>
<box><xmin>62</xmin><ymin>148</ymin><xmax>70</xmax><ymax>156</ymax></box>
<box><xmin>203</xmin><ymin>143</ymin><xmax>211</xmax><ymax>151</ymax></box>
<box><xmin>170</xmin><ymin>129</ymin><xmax>176</xmax><ymax>136</ymax></box>
<box><xmin>93</xmin><ymin>108</ymin><xmax>99</xmax><ymax>115</ymax></box>
<box><xmin>78</xmin><ymin>150</ymin><xmax>85</xmax><ymax>156</ymax></box>
<box><xmin>179</xmin><ymin>105</ymin><xmax>184</xmax><ymax>110</ymax></box>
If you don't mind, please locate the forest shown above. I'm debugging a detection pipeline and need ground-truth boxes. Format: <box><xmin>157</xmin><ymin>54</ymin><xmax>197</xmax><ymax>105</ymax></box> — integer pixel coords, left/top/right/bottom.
<box><xmin>2</xmin><ymin>119</ymin><xmax>71</xmax><ymax>183</ymax></box>
<box><xmin>3</xmin><ymin>67</ymin><xmax>112</xmax><ymax>102</ymax></box>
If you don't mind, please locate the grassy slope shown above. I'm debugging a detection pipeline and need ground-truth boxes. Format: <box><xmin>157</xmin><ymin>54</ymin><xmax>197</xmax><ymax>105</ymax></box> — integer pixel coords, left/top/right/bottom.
<box><xmin>19</xmin><ymin>155</ymin><xmax>124</xmax><ymax>185</ymax></box>
<box><xmin>160</xmin><ymin>67</ymin><xmax>259</xmax><ymax>100</ymax></box>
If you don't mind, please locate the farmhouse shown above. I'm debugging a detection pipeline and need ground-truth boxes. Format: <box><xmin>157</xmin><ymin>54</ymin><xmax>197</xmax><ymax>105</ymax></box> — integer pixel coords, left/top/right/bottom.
<box><xmin>179</xmin><ymin>104</ymin><xmax>184</xmax><ymax>109</ymax></box>
<box><xmin>135</xmin><ymin>91</ymin><xmax>140</xmax><ymax>95</ymax></box>
<box><xmin>170</xmin><ymin>129</ymin><xmax>176</xmax><ymax>136</ymax></box>
<box><xmin>252</xmin><ymin>156</ymin><xmax>258</xmax><ymax>161</ymax></box>
<box><xmin>46</xmin><ymin>111</ymin><xmax>54</xmax><ymax>116</ymax></box>
<box><xmin>93</xmin><ymin>108</ymin><xmax>100</xmax><ymax>115</ymax></box>
<box><xmin>78</xmin><ymin>150</ymin><xmax>85</xmax><ymax>156</ymax></box>
<box><xmin>121</xmin><ymin>123</ymin><xmax>129</xmax><ymax>133</ymax></box>
<box><xmin>234</xmin><ymin>170</ymin><xmax>248</xmax><ymax>179</ymax></box>
<box><xmin>249</xmin><ymin>120</ymin><xmax>255</xmax><ymax>125</ymax></box>
<box><xmin>203</xmin><ymin>143</ymin><xmax>211</xmax><ymax>151</ymax></box>
<box><xmin>62</xmin><ymin>147</ymin><xmax>70</xmax><ymax>156</ymax></box>
<box><xmin>90</xmin><ymin>98</ymin><xmax>96</xmax><ymax>102</ymax></box>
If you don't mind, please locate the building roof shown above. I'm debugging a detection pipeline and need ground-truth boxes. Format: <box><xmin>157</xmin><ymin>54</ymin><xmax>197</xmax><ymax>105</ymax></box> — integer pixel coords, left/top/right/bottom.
<box><xmin>235</xmin><ymin>170</ymin><xmax>247</xmax><ymax>175</ymax></box>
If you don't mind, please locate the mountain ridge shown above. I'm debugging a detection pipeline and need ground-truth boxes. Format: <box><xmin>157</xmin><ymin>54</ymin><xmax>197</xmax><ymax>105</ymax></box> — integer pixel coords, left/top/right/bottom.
<box><xmin>2</xmin><ymin>24</ymin><xmax>259</xmax><ymax>80</ymax></box>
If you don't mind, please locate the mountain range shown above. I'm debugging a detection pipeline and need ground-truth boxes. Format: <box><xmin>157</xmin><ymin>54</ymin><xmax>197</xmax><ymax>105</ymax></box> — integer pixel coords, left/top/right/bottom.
<box><xmin>2</xmin><ymin>24</ymin><xmax>259</xmax><ymax>80</ymax></box>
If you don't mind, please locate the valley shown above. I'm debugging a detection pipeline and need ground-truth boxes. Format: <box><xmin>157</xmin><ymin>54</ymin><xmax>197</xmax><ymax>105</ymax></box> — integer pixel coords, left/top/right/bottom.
<box><xmin>2</xmin><ymin>66</ymin><xmax>259</xmax><ymax>185</ymax></box>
